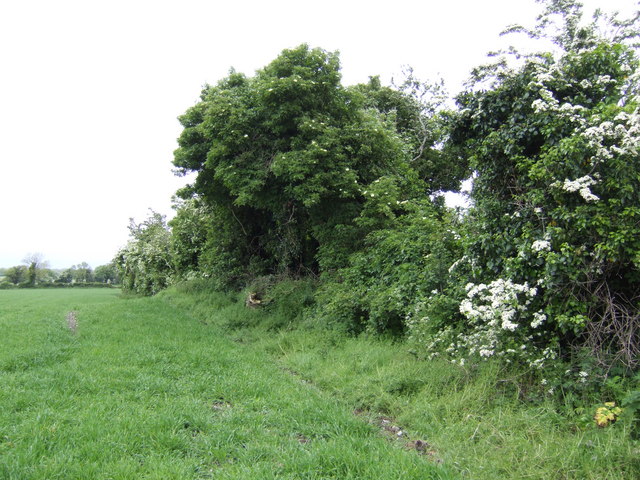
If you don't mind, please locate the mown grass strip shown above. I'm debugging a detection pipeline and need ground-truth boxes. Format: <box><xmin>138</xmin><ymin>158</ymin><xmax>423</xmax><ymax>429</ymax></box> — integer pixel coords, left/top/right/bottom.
<box><xmin>0</xmin><ymin>289</ymin><xmax>452</xmax><ymax>479</ymax></box>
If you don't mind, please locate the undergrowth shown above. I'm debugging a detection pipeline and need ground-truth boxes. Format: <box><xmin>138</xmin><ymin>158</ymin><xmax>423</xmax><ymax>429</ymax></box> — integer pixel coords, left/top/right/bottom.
<box><xmin>162</xmin><ymin>279</ymin><xmax>640</xmax><ymax>480</ymax></box>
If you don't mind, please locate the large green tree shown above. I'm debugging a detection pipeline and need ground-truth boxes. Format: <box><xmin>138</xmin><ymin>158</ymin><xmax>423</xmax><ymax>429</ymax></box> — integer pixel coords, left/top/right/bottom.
<box><xmin>94</xmin><ymin>263</ymin><xmax>119</xmax><ymax>284</ymax></box>
<box><xmin>22</xmin><ymin>252</ymin><xmax>48</xmax><ymax>286</ymax></box>
<box><xmin>172</xmin><ymin>45</ymin><xmax>459</xmax><ymax>288</ymax></box>
<box><xmin>70</xmin><ymin>262</ymin><xmax>94</xmax><ymax>283</ymax></box>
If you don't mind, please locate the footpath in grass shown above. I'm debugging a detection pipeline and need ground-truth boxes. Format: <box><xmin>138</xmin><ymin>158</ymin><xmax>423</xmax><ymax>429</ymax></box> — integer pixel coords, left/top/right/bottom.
<box><xmin>0</xmin><ymin>289</ymin><xmax>453</xmax><ymax>479</ymax></box>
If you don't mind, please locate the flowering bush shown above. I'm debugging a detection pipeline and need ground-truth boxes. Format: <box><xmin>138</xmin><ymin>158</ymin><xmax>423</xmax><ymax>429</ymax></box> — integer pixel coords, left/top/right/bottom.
<box><xmin>435</xmin><ymin>2</ymin><xmax>640</xmax><ymax>374</ymax></box>
<box><xmin>408</xmin><ymin>277</ymin><xmax>558</xmax><ymax>372</ymax></box>
<box><xmin>114</xmin><ymin>211</ymin><xmax>174</xmax><ymax>296</ymax></box>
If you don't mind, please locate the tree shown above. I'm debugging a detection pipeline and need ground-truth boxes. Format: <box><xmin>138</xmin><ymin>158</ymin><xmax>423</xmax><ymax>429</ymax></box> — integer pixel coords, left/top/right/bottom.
<box><xmin>57</xmin><ymin>268</ymin><xmax>74</xmax><ymax>284</ymax></box>
<box><xmin>22</xmin><ymin>252</ymin><xmax>48</xmax><ymax>286</ymax></box>
<box><xmin>71</xmin><ymin>262</ymin><xmax>94</xmax><ymax>283</ymax></box>
<box><xmin>441</xmin><ymin>0</ymin><xmax>640</xmax><ymax>371</ymax></box>
<box><xmin>94</xmin><ymin>263</ymin><xmax>119</xmax><ymax>284</ymax></box>
<box><xmin>5</xmin><ymin>265</ymin><xmax>28</xmax><ymax>285</ymax></box>
<box><xmin>172</xmin><ymin>45</ymin><xmax>461</xmax><ymax>288</ymax></box>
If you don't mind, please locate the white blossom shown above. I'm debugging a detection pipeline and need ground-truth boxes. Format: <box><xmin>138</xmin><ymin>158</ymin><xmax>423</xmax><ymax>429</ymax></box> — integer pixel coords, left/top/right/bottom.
<box><xmin>448</xmin><ymin>256</ymin><xmax>466</xmax><ymax>273</ymax></box>
<box><xmin>561</xmin><ymin>175</ymin><xmax>600</xmax><ymax>202</ymax></box>
<box><xmin>532</xmin><ymin>240</ymin><xmax>551</xmax><ymax>252</ymax></box>
<box><xmin>531</xmin><ymin>311</ymin><xmax>546</xmax><ymax>328</ymax></box>
<box><xmin>579</xmin><ymin>188</ymin><xmax>599</xmax><ymax>202</ymax></box>
<box><xmin>501</xmin><ymin>318</ymin><xmax>518</xmax><ymax>331</ymax></box>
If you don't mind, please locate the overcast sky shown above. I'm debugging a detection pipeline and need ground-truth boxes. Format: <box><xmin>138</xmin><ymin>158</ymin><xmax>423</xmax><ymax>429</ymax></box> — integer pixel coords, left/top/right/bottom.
<box><xmin>0</xmin><ymin>0</ymin><xmax>633</xmax><ymax>269</ymax></box>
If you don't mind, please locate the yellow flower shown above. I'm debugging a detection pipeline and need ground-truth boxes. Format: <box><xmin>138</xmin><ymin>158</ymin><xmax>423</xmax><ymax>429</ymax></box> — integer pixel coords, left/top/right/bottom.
<box><xmin>594</xmin><ymin>402</ymin><xmax>623</xmax><ymax>428</ymax></box>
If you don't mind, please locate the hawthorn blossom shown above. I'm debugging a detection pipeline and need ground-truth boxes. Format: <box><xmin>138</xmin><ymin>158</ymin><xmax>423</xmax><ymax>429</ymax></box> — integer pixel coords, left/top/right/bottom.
<box><xmin>561</xmin><ymin>175</ymin><xmax>600</xmax><ymax>202</ymax></box>
<box><xmin>532</xmin><ymin>239</ymin><xmax>551</xmax><ymax>252</ymax></box>
<box><xmin>531</xmin><ymin>311</ymin><xmax>546</xmax><ymax>328</ymax></box>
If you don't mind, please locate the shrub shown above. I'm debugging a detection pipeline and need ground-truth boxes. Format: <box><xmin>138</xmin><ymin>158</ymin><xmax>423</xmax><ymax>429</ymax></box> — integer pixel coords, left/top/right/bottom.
<box><xmin>315</xmin><ymin>200</ymin><xmax>463</xmax><ymax>334</ymax></box>
<box><xmin>440</xmin><ymin>4</ymin><xmax>640</xmax><ymax>376</ymax></box>
<box><xmin>114</xmin><ymin>211</ymin><xmax>174</xmax><ymax>295</ymax></box>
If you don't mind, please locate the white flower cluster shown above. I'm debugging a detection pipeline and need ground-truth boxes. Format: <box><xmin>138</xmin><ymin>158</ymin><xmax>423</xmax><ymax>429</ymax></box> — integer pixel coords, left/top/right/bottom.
<box><xmin>530</xmin><ymin>63</ymin><xmax>640</xmax><ymax>184</ymax></box>
<box><xmin>531</xmin><ymin>311</ymin><xmax>547</xmax><ymax>328</ymax></box>
<box><xmin>447</xmin><ymin>255</ymin><xmax>468</xmax><ymax>274</ymax></box>
<box><xmin>531</xmin><ymin>239</ymin><xmax>551</xmax><ymax>252</ymax></box>
<box><xmin>406</xmin><ymin>278</ymin><xmax>549</xmax><ymax>365</ymax></box>
<box><xmin>460</xmin><ymin>279</ymin><xmax>538</xmax><ymax>332</ymax></box>
<box><xmin>542</xmin><ymin>104</ymin><xmax>640</xmax><ymax>204</ymax></box>
<box><xmin>529</xmin><ymin>66</ymin><xmax>588</xmax><ymax>127</ymax></box>
<box><xmin>561</xmin><ymin>175</ymin><xmax>600</xmax><ymax>202</ymax></box>
<box><xmin>406</xmin><ymin>278</ymin><xmax>555</xmax><ymax>371</ymax></box>
<box><xmin>582</xmin><ymin>110</ymin><xmax>640</xmax><ymax>163</ymax></box>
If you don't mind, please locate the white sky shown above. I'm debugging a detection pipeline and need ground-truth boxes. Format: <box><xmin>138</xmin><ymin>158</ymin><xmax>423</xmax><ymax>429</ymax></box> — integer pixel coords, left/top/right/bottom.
<box><xmin>0</xmin><ymin>0</ymin><xmax>633</xmax><ymax>269</ymax></box>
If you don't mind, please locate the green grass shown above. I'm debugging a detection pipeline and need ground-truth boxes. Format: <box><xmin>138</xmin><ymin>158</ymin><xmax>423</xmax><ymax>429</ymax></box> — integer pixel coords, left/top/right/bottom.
<box><xmin>0</xmin><ymin>289</ymin><xmax>452</xmax><ymax>479</ymax></box>
<box><xmin>163</xmin><ymin>284</ymin><xmax>640</xmax><ymax>480</ymax></box>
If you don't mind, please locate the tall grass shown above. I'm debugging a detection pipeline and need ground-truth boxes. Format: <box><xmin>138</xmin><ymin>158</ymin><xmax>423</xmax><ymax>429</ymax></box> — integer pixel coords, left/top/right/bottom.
<box><xmin>163</xmin><ymin>281</ymin><xmax>640</xmax><ymax>479</ymax></box>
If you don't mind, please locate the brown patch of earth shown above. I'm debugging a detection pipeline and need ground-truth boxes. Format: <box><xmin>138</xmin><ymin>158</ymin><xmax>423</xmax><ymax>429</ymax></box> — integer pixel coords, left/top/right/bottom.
<box><xmin>66</xmin><ymin>311</ymin><xmax>78</xmax><ymax>334</ymax></box>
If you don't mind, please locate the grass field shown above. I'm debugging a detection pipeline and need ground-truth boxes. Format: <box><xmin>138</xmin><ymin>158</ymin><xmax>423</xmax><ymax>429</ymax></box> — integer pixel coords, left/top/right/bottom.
<box><xmin>0</xmin><ymin>289</ymin><xmax>452</xmax><ymax>479</ymax></box>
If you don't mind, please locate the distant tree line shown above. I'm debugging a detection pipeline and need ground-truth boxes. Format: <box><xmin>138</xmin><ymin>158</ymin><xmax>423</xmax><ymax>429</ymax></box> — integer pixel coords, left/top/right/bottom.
<box><xmin>0</xmin><ymin>253</ymin><xmax>119</xmax><ymax>288</ymax></box>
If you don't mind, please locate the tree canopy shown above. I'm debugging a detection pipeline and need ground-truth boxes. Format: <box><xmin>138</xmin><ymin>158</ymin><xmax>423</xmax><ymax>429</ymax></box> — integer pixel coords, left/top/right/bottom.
<box><xmin>171</xmin><ymin>44</ymin><xmax>460</xmax><ymax>286</ymax></box>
